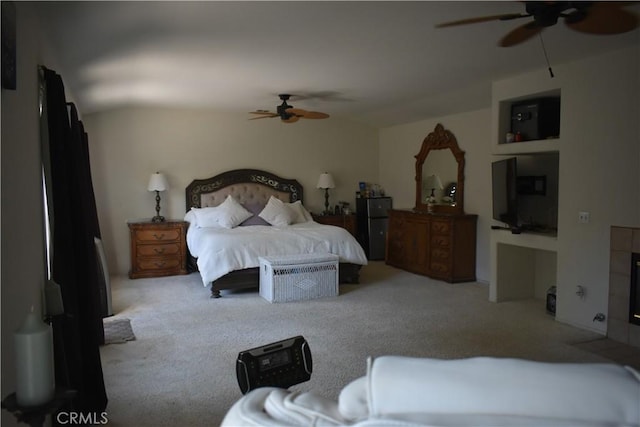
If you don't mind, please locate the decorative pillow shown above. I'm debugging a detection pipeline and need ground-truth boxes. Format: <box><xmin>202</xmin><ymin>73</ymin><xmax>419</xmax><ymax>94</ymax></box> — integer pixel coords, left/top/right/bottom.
<box><xmin>259</xmin><ymin>196</ymin><xmax>296</xmax><ymax>227</ymax></box>
<box><xmin>240</xmin><ymin>202</ymin><xmax>271</xmax><ymax>226</ymax></box>
<box><xmin>193</xmin><ymin>195</ymin><xmax>253</xmax><ymax>229</ymax></box>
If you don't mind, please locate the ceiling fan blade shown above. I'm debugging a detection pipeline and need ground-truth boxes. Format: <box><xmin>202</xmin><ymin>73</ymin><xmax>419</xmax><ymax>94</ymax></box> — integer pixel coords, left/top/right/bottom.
<box><xmin>302</xmin><ymin>111</ymin><xmax>330</xmax><ymax>119</ymax></box>
<box><xmin>286</xmin><ymin>108</ymin><xmax>330</xmax><ymax>119</ymax></box>
<box><xmin>281</xmin><ymin>115</ymin><xmax>300</xmax><ymax>124</ymax></box>
<box><xmin>499</xmin><ymin>21</ymin><xmax>543</xmax><ymax>47</ymax></box>
<box><xmin>436</xmin><ymin>13</ymin><xmax>529</xmax><ymax>28</ymax></box>
<box><xmin>565</xmin><ymin>4</ymin><xmax>638</xmax><ymax>35</ymax></box>
<box><xmin>249</xmin><ymin>115</ymin><xmax>277</xmax><ymax>120</ymax></box>
<box><xmin>250</xmin><ymin>110</ymin><xmax>278</xmax><ymax>116</ymax></box>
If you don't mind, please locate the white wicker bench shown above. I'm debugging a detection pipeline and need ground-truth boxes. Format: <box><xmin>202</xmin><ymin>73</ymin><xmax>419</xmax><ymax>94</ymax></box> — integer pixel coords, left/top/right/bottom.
<box><xmin>259</xmin><ymin>253</ymin><xmax>340</xmax><ymax>302</ymax></box>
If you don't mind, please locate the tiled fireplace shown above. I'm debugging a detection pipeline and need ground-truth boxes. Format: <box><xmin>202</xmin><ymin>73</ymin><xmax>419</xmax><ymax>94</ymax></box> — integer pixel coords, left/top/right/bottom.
<box><xmin>608</xmin><ymin>226</ymin><xmax>640</xmax><ymax>348</ymax></box>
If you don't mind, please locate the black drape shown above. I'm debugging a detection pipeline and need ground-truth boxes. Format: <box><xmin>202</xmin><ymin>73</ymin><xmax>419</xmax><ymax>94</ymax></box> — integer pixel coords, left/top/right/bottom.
<box><xmin>43</xmin><ymin>67</ymin><xmax>108</xmax><ymax>416</ymax></box>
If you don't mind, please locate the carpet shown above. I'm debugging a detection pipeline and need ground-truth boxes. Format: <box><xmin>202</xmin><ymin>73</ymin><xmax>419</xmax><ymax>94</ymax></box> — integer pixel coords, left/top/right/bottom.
<box><xmin>103</xmin><ymin>317</ymin><xmax>136</xmax><ymax>344</ymax></box>
<box><xmin>100</xmin><ymin>262</ymin><xmax>613</xmax><ymax>426</ymax></box>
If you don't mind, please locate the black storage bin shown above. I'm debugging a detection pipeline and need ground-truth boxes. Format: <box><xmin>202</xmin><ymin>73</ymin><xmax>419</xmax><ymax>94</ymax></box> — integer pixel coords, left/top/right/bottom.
<box><xmin>511</xmin><ymin>97</ymin><xmax>560</xmax><ymax>141</ymax></box>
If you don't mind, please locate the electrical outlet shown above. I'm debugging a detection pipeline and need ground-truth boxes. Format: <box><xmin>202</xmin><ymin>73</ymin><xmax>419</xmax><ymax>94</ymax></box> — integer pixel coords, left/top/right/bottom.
<box><xmin>578</xmin><ymin>211</ymin><xmax>590</xmax><ymax>223</ymax></box>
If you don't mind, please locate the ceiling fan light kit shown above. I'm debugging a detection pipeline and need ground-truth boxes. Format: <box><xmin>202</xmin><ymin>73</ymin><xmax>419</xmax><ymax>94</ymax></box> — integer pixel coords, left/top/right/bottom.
<box><xmin>250</xmin><ymin>94</ymin><xmax>330</xmax><ymax>123</ymax></box>
<box><xmin>436</xmin><ymin>1</ymin><xmax>639</xmax><ymax>47</ymax></box>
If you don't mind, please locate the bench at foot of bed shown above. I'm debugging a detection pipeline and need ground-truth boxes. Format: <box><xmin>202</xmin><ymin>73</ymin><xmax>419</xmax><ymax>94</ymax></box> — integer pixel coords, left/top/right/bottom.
<box><xmin>208</xmin><ymin>264</ymin><xmax>362</xmax><ymax>298</ymax></box>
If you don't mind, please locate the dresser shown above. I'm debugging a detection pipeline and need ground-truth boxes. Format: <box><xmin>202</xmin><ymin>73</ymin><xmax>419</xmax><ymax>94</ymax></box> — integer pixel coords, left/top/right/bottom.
<box><xmin>128</xmin><ymin>220</ymin><xmax>188</xmax><ymax>279</ymax></box>
<box><xmin>386</xmin><ymin>210</ymin><xmax>477</xmax><ymax>283</ymax></box>
<box><xmin>312</xmin><ymin>214</ymin><xmax>357</xmax><ymax>237</ymax></box>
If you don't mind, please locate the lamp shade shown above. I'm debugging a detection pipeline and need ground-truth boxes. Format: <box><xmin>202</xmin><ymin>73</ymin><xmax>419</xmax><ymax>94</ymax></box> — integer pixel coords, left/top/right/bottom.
<box><xmin>316</xmin><ymin>173</ymin><xmax>335</xmax><ymax>189</ymax></box>
<box><xmin>148</xmin><ymin>172</ymin><xmax>168</xmax><ymax>192</ymax></box>
<box><xmin>424</xmin><ymin>174</ymin><xmax>443</xmax><ymax>190</ymax></box>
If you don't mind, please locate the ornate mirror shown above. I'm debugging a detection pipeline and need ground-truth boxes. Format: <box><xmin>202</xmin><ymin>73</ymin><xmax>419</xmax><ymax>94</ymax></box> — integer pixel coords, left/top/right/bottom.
<box><xmin>415</xmin><ymin>123</ymin><xmax>465</xmax><ymax>214</ymax></box>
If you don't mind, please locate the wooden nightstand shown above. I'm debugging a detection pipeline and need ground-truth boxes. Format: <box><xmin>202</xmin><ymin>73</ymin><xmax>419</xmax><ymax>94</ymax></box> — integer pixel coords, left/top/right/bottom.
<box><xmin>128</xmin><ymin>220</ymin><xmax>188</xmax><ymax>279</ymax></box>
<box><xmin>312</xmin><ymin>214</ymin><xmax>357</xmax><ymax>237</ymax></box>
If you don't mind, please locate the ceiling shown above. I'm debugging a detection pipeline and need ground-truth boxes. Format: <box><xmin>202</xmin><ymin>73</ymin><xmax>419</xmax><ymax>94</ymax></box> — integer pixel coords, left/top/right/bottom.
<box><xmin>34</xmin><ymin>1</ymin><xmax>640</xmax><ymax>127</ymax></box>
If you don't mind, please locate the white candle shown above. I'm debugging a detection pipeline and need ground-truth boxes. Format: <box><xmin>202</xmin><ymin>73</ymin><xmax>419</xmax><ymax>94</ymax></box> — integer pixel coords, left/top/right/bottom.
<box><xmin>14</xmin><ymin>306</ymin><xmax>55</xmax><ymax>407</ymax></box>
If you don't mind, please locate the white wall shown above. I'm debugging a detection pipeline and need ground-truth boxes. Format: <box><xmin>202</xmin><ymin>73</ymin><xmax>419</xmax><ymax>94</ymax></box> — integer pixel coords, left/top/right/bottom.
<box><xmin>83</xmin><ymin>108</ymin><xmax>379</xmax><ymax>275</ymax></box>
<box><xmin>1</xmin><ymin>4</ymin><xmax>47</xmax><ymax>426</ymax></box>
<box><xmin>378</xmin><ymin>47</ymin><xmax>639</xmax><ymax>333</ymax></box>
<box><xmin>378</xmin><ymin>109</ymin><xmax>493</xmax><ymax>283</ymax></box>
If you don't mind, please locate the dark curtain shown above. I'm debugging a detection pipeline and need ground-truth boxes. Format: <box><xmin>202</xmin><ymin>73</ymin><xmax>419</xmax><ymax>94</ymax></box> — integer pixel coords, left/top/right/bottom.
<box><xmin>42</xmin><ymin>67</ymin><xmax>108</xmax><ymax>416</ymax></box>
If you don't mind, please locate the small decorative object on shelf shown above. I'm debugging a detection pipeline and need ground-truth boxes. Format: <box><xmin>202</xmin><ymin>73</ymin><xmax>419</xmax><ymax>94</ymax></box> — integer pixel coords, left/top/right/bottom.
<box><xmin>505</xmin><ymin>132</ymin><xmax>514</xmax><ymax>143</ymax></box>
<box><xmin>514</xmin><ymin>131</ymin><xmax>523</xmax><ymax>142</ymax></box>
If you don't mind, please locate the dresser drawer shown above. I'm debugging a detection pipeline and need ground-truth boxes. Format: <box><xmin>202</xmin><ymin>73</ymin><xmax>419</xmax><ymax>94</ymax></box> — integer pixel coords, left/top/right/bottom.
<box><xmin>430</xmin><ymin>247</ymin><xmax>451</xmax><ymax>262</ymax></box>
<box><xmin>430</xmin><ymin>234</ymin><xmax>451</xmax><ymax>248</ymax></box>
<box><xmin>134</xmin><ymin>228</ymin><xmax>181</xmax><ymax>243</ymax></box>
<box><xmin>136</xmin><ymin>243</ymin><xmax>181</xmax><ymax>257</ymax></box>
<box><xmin>134</xmin><ymin>256</ymin><xmax>182</xmax><ymax>272</ymax></box>
<box><xmin>429</xmin><ymin>261</ymin><xmax>451</xmax><ymax>275</ymax></box>
<box><xmin>430</xmin><ymin>220</ymin><xmax>451</xmax><ymax>235</ymax></box>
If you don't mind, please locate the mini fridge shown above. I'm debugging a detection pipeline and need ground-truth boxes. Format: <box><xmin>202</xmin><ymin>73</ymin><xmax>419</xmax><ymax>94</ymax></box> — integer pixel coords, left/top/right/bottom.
<box><xmin>356</xmin><ymin>197</ymin><xmax>392</xmax><ymax>260</ymax></box>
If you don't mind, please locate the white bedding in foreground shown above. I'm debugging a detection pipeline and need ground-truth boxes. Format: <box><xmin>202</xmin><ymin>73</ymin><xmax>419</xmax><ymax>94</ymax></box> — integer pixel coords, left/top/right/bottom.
<box><xmin>187</xmin><ymin>221</ymin><xmax>368</xmax><ymax>286</ymax></box>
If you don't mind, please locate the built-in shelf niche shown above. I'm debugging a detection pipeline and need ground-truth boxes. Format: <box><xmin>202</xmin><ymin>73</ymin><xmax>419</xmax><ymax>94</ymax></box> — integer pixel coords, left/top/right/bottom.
<box><xmin>491</xmin><ymin>88</ymin><xmax>561</xmax><ymax>304</ymax></box>
<box><xmin>494</xmin><ymin>89</ymin><xmax>561</xmax><ymax>155</ymax></box>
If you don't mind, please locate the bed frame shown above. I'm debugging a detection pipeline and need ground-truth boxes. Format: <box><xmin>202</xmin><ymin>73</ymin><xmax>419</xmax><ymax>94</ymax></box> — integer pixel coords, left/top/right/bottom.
<box><xmin>185</xmin><ymin>169</ymin><xmax>361</xmax><ymax>298</ymax></box>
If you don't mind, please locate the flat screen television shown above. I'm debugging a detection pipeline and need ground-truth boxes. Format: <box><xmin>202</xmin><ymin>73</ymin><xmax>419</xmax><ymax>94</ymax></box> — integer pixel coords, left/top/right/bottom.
<box><xmin>492</xmin><ymin>157</ymin><xmax>518</xmax><ymax>228</ymax></box>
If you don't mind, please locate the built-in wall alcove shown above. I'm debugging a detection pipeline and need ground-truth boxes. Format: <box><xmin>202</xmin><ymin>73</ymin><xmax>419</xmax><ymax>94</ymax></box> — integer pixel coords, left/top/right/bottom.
<box><xmin>514</xmin><ymin>152</ymin><xmax>559</xmax><ymax>232</ymax></box>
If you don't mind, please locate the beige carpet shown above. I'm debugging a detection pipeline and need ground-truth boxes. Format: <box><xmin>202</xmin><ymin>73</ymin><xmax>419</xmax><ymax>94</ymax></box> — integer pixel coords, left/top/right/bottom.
<box><xmin>100</xmin><ymin>261</ymin><xmax>613</xmax><ymax>426</ymax></box>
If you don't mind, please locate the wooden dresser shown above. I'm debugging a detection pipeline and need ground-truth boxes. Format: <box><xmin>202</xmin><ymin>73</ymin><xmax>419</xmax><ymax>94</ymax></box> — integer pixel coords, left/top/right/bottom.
<box><xmin>312</xmin><ymin>214</ymin><xmax>357</xmax><ymax>237</ymax></box>
<box><xmin>128</xmin><ymin>220</ymin><xmax>188</xmax><ymax>279</ymax></box>
<box><xmin>386</xmin><ymin>210</ymin><xmax>477</xmax><ymax>282</ymax></box>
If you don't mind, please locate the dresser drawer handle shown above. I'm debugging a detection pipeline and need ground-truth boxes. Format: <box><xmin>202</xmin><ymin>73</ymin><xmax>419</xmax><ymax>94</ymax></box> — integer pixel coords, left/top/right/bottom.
<box><xmin>154</xmin><ymin>248</ymin><xmax>166</xmax><ymax>254</ymax></box>
<box><xmin>154</xmin><ymin>261</ymin><xmax>166</xmax><ymax>268</ymax></box>
<box><xmin>152</xmin><ymin>233</ymin><xmax>165</xmax><ymax>240</ymax></box>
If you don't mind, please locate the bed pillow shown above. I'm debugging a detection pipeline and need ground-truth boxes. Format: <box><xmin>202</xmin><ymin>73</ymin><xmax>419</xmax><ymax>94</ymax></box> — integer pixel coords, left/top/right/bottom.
<box><xmin>287</xmin><ymin>201</ymin><xmax>313</xmax><ymax>224</ymax></box>
<box><xmin>216</xmin><ymin>195</ymin><xmax>254</xmax><ymax>228</ymax></box>
<box><xmin>193</xmin><ymin>195</ymin><xmax>253</xmax><ymax>228</ymax></box>
<box><xmin>184</xmin><ymin>209</ymin><xmax>198</xmax><ymax>227</ymax></box>
<box><xmin>259</xmin><ymin>196</ymin><xmax>296</xmax><ymax>227</ymax></box>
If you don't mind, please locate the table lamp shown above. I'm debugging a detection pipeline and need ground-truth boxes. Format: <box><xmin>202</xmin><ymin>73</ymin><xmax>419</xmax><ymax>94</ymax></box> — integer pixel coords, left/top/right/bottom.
<box><xmin>148</xmin><ymin>172</ymin><xmax>168</xmax><ymax>222</ymax></box>
<box><xmin>316</xmin><ymin>172</ymin><xmax>335</xmax><ymax>215</ymax></box>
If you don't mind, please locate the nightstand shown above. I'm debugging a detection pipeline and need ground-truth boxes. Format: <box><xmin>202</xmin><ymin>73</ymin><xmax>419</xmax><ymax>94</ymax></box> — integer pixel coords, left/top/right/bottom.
<box><xmin>312</xmin><ymin>214</ymin><xmax>357</xmax><ymax>237</ymax></box>
<box><xmin>128</xmin><ymin>220</ymin><xmax>188</xmax><ymax>279</ymax></box>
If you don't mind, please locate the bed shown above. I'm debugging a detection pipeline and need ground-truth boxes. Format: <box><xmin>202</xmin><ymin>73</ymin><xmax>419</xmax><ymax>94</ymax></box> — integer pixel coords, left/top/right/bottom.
<box><xmin>185</xmin><ymin>169</ymin><xmax>368</xmax><ymax>298</ymax></box>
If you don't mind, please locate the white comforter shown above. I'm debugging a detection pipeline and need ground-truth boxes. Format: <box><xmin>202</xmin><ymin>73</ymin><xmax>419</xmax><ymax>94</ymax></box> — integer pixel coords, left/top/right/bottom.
<box><xmin>187</xmin><ymin>221</ymin><xmax>368</xmax><ymax>285</ymax></box>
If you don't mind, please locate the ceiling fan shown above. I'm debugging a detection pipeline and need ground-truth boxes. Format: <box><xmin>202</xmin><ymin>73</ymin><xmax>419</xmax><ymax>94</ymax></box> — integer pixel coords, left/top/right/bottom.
<box><xmin>436</xmin><ymin>2</ymin><xmax>639</xmax><ymax>47</ymax></box>
<box><xmin>249</xmin><ymin>94</ymin><xmax>330</xmax><ymax>123</ymax></box>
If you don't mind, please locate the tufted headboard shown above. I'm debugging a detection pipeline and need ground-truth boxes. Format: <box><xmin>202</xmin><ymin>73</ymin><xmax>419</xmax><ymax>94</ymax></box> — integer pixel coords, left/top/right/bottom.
<box><xmin>185</xmin><ymin>169</ymin><xmax>304</xmax><ymax>211</ymax></box>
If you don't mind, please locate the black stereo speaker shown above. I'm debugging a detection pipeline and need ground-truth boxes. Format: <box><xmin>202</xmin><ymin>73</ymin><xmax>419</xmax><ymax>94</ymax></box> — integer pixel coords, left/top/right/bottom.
<box><xmin>511</xmin><ymin>97</ymin><xmax>560</xmax><ymax>141</ymax></box>
<box><xmin>236</xmin><ymin>336</ymin><xmax>312</xmax><ymax>394</ymax></box>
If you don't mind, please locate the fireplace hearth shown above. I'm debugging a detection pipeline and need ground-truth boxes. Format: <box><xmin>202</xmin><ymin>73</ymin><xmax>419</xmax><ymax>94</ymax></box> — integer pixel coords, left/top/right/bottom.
<box><xmin>609</xmin><ymin>227</ymin><xmax>640</xmax><ymax>348</ymax></box>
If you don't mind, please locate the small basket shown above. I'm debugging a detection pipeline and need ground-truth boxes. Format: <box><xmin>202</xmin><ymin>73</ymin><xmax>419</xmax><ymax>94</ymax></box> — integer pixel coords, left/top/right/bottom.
<box><xmin>259</xmin><ymin>253</ymin><xmax>339</xmax><ymax>302</ymax></box>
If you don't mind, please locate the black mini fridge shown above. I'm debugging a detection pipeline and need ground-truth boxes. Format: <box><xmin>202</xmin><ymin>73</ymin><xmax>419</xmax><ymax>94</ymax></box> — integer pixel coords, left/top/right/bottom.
<box><xmin>356</xmin><ymin>197</ymin><xmax>392</xmax><ymax>260</ymax></box>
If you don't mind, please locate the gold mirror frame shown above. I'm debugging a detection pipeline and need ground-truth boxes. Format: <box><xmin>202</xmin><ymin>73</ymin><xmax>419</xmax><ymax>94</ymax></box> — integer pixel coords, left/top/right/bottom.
<box><xmin>415</xmin><ymin>123</ymin><xmax>465</xmax><ymax>215</ymax></box>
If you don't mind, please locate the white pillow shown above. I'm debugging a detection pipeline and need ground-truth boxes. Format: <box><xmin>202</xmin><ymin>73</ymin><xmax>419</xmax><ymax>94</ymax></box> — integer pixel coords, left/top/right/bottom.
<box><xmin>193</xmin><ymin>195</ymin><xmax>253</xmax><ymax>229</ymax></box>
<box><xmin>287</xmin><ymin>201</ymin><xmax>312</xmax><ymax>224</ymax></box>
<box><xmin>259</xmin><ymin>196</ymin><xmax>296</xmax><ymax>227</ymax></box>
<box><xmin>184</xmin><ymin>209</ymin><xmax>198</xmax><ymax>226</ymax></box>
